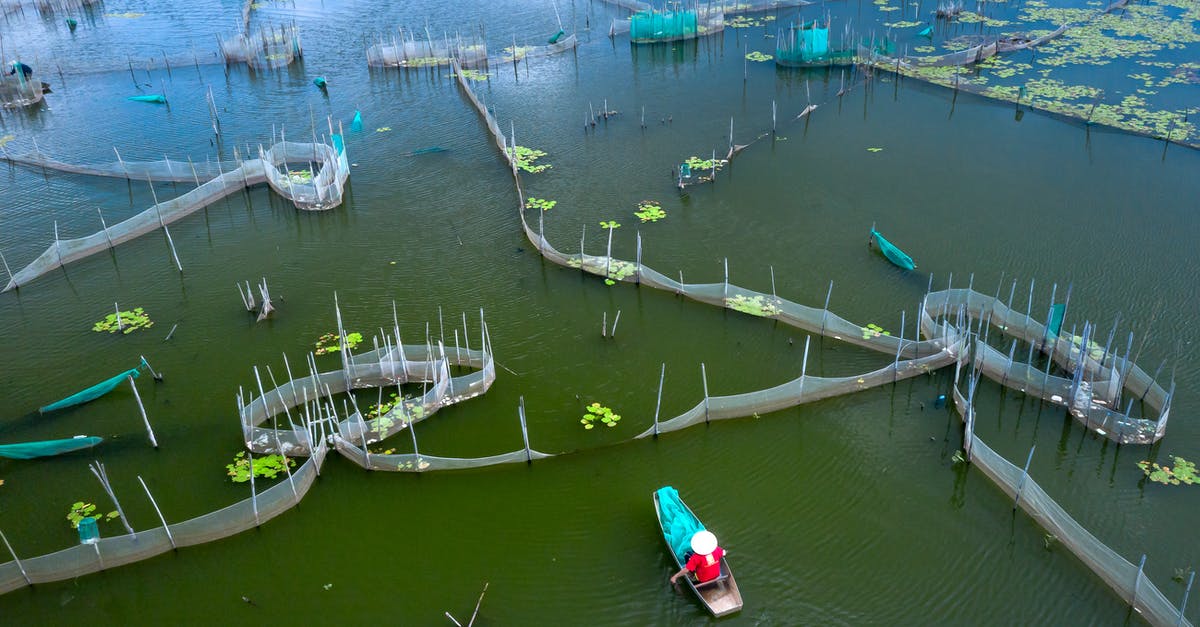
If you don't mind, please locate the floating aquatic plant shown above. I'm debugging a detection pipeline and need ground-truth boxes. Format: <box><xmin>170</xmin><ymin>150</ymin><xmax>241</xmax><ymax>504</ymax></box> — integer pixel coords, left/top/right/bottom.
<box><xmin>67</xmin><ymin>502</ymin><xmax>119</xmax><ymax>529</ymax></box>
<box><xmin>401</xmin><ymin>56</ymin><xmax>452</xmax><ymax>67</ymax></box>
<box><xmin>287</xmin><ymin>169</ymin><xmax>313</xmax><ymax>184</ymax></box>
<box><xmin>580</xmin><ymin>402</ymin><xmax>622</xmax><ymax>429</ymax></box>
<box><xmin>457</xmin><ymin>68</ymin><xmax>490</xmax><ymax>81</ymax></box>
<box><xmin>600</xmin><ymin>220</ymin><xmax>621</xmax><ymax>230</ymax></box>
<box><xmin>725</xmin><ymin>294</ymin><xmax>781</xmax><ymax>317</ymax></box>
<box><xmin>1138</xmin><ymin>456</ymin><xmax>1197</xmax><ymax>486</ymax></box>
<box><xmin>867</xmin><ymin>147</ymin><xmax>884</xmax><ymax>152</ymax></box>
<box><xmin>634</xmin><ymin>200</ymin><xmax>666</xmax><ymax>222</ymax></box>
<box><xmin>314</xmin><ymin>331</ymin><xmax>363</xmax><ymax>355</ymax></box>
<box><xmin>861</xmin><ymin>323</ymin><xmax>892</xmax><ymax>340</ymax></box>
<box><xmin>92</xmin><ymin>308</ymin><xmax>153</xmax><ymax>334</ymax></box>
<box><xmin>226</xmin><ymin>451</ymin><xmax>296</xmax><ymax>483</ymax></box>
<box><xmin>376</xmin><ymin>127</ymin><xmax>392</xmax><ymax>133</ymax></box>
<box><xmin>745</xmin><ymin>51</ymin><xmax>773</xmax><ymax>62</ymax></box>
<box><xmin>684</xmin><ymin>155</ymin><xmax>727</xmax><ymax>171</ymax></box>
<box><xmin>506</xmin><ymin>145</ymin><xmax>552</xmax><ymax>173</ymax></box>
<box><xmin>525</xmin><ymin>197</ymin><xmax>557</xmax><ymax>211</ymax></box>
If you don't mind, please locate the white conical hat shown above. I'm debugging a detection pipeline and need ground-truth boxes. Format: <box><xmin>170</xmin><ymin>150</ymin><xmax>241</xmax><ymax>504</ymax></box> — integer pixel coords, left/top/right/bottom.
<box><xmin>690</xmin><ymin>530</ymin><xmax>718</xmax><ymax>555</ymax></box>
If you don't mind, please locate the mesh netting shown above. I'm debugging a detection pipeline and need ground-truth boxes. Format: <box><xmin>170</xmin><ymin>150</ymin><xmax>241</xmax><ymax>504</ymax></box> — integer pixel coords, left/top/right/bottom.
<box><xmin>0</xmin><ymin>73</ymin><xmax>43</xmax><ymax>108</ymax></box>
<box><xmin>3</xmin><ymin>138</ymin><xmax>350</xmax><ymax>292</ymax></box>
<box><xmin>497</xmin><ymin>34</ymin><xmax>579</xmax><ymax>64</ymax></box>
<box><xmin>627</xmin><ymin>7</ymin><xmax>724</xmax><ymax>44</ymax></box>
<box><xmin>366</xmin><ymin>31</ymin><xmax>488</xmax><ymax>68</ymax></box>
<box><xmin>0</xmin><ymin>436</ymin><xmax>327</xmax><ymax>595</ymax></box>
<box><xmin>219</xmin><ymin>25</ymin><xmax>303</xmax><ymax>70</ymax></box>
<box><xmin>1</xmin><ymin>148</ymin><xmax>235</xmax><ymax>183</ymax></box>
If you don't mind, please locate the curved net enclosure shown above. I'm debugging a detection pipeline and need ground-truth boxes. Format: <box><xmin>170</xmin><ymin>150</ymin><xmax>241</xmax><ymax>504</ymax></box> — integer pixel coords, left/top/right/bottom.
<box><xmin>0</xmin><ymin>73</ymin><xmax>43</xmax><ymax>108</ymax></box>
<box><xmin>219</xmin><ymin>24</ymin><xmax>303</xmax><ymax>70</ymax></box>
<box><xmin>3</xmin><ymin>137</ymin><xmax>351</xmax><ymax>292</ymax></box>
<box><xmin>628</xmin><ymin>5</ymin><xmax>724</xmax><ymax>44</ymax></box>
<box><xmin>366</xmin><ymin>30</ymin><xmax>488</xmax><ymax>68</ymax></box>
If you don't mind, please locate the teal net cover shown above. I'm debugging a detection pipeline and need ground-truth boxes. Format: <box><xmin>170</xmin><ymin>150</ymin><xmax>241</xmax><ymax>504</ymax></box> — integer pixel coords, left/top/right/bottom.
<box><xmin>39</xmin><ymin>365</ymin><xmax>141</xmax><ymax>413</ymax></box>
<box><xmin>802</xmin><ymin>24</ymin><xmax>829</xmax><ymax>57</ymax></box>
<box><xmin>656</xmin><ymin>486</ymin><xmax>705</xmax><ymax>562</ymax></box>
<box><xmin>1046</xmin><ymin>303</ymin><xmax>1066</xmax><ymax>339</ymax></box>
<box><xmin>0</xmin><ymin>436</ymin><xmax>103</xmax><ymax>459</ymax></box>
<box><xmin>630</xmin><ymin>10</ymin><xmax>698</xmax><ymax>43</ymax></box>
<box><xmin>871</xmin><ymin>229</ymin><xmax>916</xmax><ymax>270</ymax></box>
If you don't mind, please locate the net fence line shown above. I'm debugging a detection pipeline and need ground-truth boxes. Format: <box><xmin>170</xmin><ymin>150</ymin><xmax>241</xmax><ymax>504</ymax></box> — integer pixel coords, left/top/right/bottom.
<box><xmin>450</xmin><ymin>56</ymin><xmax>1172</xmax><ymax>445</ymax></box>
<box><xmin>218</xmin><ymin>24</ymin><xmax>303</xmax><ymax>71</ymax></box>
<box><xmin>0</xmin><ymin>435</ymin><xmax>328</xmax><ymax>596</ymax></box>
<box><xmin>2</xmin><ymin>136</ymin><xmax>351</xmax><ymax>292</ymax></box>
<box><xmin>954</xmin><ymin>384</ymin><xmax>1192</xmax><ymax>627</ymax></box>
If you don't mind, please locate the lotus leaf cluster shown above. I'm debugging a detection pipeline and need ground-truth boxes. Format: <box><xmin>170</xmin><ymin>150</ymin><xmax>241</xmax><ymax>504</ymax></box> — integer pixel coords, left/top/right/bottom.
<box><xmin>314</xmin><ymin>331</ymin><xmax>363</xmax><ymax>355</ymax></box>
<box><xmin>745</xmin><ymin>51</ymin><xmax>773</xmax><ymax>62</ymax></box>
<box><xmin>457</xmin><ymin>69</ymin><xmax>490</xmax><ymax>82</ymax></box>
<box><xmin>92</xmin><ymin>307</ymin><xmax>153</xmax><ymax>334</ymax></box>
<box><xmin>634</xmin><ymin>200</ymin><xmax>666</xmax><ymax>222</ymax></box>
<box><xmin>1138</xmin><ymin>456</ymin><xmax>1197</xmax><ymax>486</ymax></box>
<box><xmin>67</xmin><ymin>502</ymin><xmax>119</xmax><ymax>529</ymax></box>
<box><xmin>288</xmin><ymin>169</ymin><xmax>313</xmax><ymax>184</ymax></box>
<box><xmin>226</xmin><ymin>451</ymin><xmax>297</xmax><ymax>483</ymax></box>
<box><xmin>507</xmin><ymin>145</ymin><xmax>552</xmax><ymax>173</ymax></box>
<box><xmin>725</xmin><ymin>294</ymin><xmax>781</xmax><ymax>317</ymax></box>
<box><xmin>600</xmin><ymin>220</ymin><xmax>621</xmax><ymax>230</ymax></box>
<box><xmin>861</xmin><ymin>323</ymin><xmax>892</xmax><ymax>340</ymax></box>
<box><xmin>525</xmin><ymin>197</ymin><xmax>557</xmax><ymax>211</ymax></box>
<box><xmin>401</xmin><ymin>56</ymin><xmax>452</xmax><ymax>67</ymax></box>
<box><xmin>581</xmin><ymin>402</ymin><xmax>621</xmax><ymax>429</ymax></box>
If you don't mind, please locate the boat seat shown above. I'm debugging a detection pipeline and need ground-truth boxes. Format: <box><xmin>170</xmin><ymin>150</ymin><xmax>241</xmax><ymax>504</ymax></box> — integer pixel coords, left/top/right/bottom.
<box><xmin>694</xmin><ymin>571</ymin><xmax>729</xmax><ymax>589</ymax></box>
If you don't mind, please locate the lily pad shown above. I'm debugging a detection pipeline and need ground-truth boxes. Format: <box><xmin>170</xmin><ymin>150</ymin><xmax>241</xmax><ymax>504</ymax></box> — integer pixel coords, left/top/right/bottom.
<box><xmin>92</xmin><ymin>307</ymin><xmax>153</xmax><ymax>334</ymax></box>
<box><xmin>225</xmin><ymin>451</ymin><xmax>296</xmax><ymax>483</ymax></box>
<box><xmin>314</xmin><ymin>331</ymin><xmax>363</xmax><ymax>355</ymax></box>
<box><xmin>634</xmin><ymin>200</ymin><xmax>666</xmax><ymax>223</ymax></box>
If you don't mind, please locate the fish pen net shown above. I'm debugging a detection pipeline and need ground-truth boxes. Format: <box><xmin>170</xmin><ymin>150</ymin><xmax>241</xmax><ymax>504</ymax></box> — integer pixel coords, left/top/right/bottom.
<box><xmin>3</xmin><ymin>137</ymin><xmax>350</xmax><ymax>291</ymax></box>
<box><xmin>219</xmin><ymin>24</ymin><xmax>303</xmax><ymax>70</ymax></box>
<box><xmin>366</xmin><ymin>30</ymin><xmax>488</xmax><ymax>68</ymax></box>
<box><xmin>1</xmin><ymin>148</ymin><xmax>236</xmax><ymax>183</ymax></box>
<box><xmin>0</xmin><ymin>73</ymin><xmax>43</xmax><ymax>108</ymax></box>
<box><xmin>0</xmin><ymin>435</ymin><xmax>327</xmax><ymax>595</ymax></box>
<box><xmin>774</xmin><ymin>20</ymin><xmax>890</xmax><ymax>68</ymax></box>
<box><xmin>628</xmin><ymin>4</ymin><xmax>724</xmax><ymax>44</ymax></box>
<box><xmin>499</xmin><ymin>33</ymin><xmax>580</xmax><ymax>64</ymax></box>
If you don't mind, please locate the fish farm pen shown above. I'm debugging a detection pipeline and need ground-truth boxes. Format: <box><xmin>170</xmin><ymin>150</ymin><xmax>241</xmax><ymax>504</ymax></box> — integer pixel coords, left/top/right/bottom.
<box><xmin>0</xmin><ymin>0</ymin><xmax>1198</xmax><ymax>624</ymax></box>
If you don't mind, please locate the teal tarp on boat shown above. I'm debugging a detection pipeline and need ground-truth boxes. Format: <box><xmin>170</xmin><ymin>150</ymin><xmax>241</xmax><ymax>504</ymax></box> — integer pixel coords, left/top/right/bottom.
<box><xmin>40</xmin><ymin>364</ymin><xmax>141</xmax><ymax>413</ymax></box>
<box><xmin>350</xmin><ymin>110</ymin><xmax>363</xmax><ymax>132</ymax></box>
<box><xmin>0</xmin><ymin>436</ymin><xmax>102</xmax><ymax>459</ymax></box>
<box><xmin>870</xmin><ymin>229</ymin><xmax>916</xmax><ymax>270</ymax></box>
<box><xmin>1046</xmin><ymin>303</ymin><xmax>1066</xmax><ymax>339</ymax></box>
<box><xmin>656</xmin><ymin>486</ymin><xmax>705</xmax><ymax>563</ymax></box>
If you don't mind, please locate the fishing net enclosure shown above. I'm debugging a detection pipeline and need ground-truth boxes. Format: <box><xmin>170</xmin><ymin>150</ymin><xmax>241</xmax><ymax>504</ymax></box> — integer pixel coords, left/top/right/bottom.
<box><xmin>219</xmin><ymin>24</ymin><xmax>303</xmax><ymax>70</ymax></box>
<box><xmin>366</xmin><ymin>30</ymin><xmax>488</xmax><ymax>68</ymax></box>
<box><xmin>3</xmin><ymin>136</ymin><xmax>351</xmax><ymax>292</ymax></box>
<box><xmin>628</xmin><ymin>5</ymin><xmax>724</xmax><ymax>44</ymax></box>
<box><xmin>0</xmin><ymin>73</ymin><xmax>43</xmax><ymax>108</ymax></box>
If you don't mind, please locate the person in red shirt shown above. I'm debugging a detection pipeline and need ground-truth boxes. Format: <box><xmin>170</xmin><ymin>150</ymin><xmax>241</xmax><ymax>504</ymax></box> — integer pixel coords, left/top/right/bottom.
<box><xmin>669</xmin><ymin>530</ymin><xmax>725</xmax><ymax>584</ymax></box>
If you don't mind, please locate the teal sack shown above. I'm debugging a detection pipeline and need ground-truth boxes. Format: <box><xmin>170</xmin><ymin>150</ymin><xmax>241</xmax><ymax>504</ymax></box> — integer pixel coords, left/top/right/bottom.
<box><xmin>40</xmin><ymin>366</ymin><xmax>141</xmax><ymax>413</ymax></box>
<box><xmin>871</xmin><ymin>229</ymin><xmax>916</xmax><ymax>271</ymax></box>
<box><xmin>128</xmin><ymin>94</ymin><xmax>167</xmax><ymax>104</ymax></box>
<box><xmin>0</xmin><ymin>436</ymin><xmax>103</xmax><ymax>459</ymax></box>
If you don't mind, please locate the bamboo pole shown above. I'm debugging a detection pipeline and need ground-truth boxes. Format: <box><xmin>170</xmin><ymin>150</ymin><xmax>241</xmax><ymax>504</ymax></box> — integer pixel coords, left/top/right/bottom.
<box><xmin>653</xmin><ymin>363</ymin><xmax>665</xmax><ymax>437</ymax></box>
<box><xmin>518</xmin><ymin>396</ymin><xmax>532</xmax><ymax>463</ymax></box>
<box><xmin>137</xmin><ymin>476</ymin><xmax>176</xmax><ymax>549</ymax></box>
<box><xmin>129</xmin><ymin>375</ymin><xmax>158</xmax><ymax>448</ymax></box>
<box><xmin>90</xmin><ymin>461</ymin><xmax>136</xmax><ymax>537</ymax></box>
<box><xmin>0</xmin><ymin>529</ymin><xmax>30</xmax><ymax>585</ymax></box>
<box><xmin>701</xmin><ymin>363</ymin><xmax>710</xmax><ymax>424</ymax></box>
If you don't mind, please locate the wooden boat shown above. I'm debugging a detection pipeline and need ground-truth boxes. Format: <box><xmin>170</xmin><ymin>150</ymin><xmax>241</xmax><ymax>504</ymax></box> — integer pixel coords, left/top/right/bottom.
<box><xmin>653</xmin><ymin>488</ymin><xmax>743</xmax><ymax>617</ymax></box>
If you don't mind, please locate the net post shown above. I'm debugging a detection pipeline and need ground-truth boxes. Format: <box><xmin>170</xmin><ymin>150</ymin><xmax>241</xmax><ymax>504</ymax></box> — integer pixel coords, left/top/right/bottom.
<box><xmin>129</xmin><ymin>375</ymin><xmax>158</xmax><ymax>448</ymax></box>
<box><xmin>137</xmin><ymin>476</ymin><xmax>176</xmax><ymax>549</ymax></box>
<box><xmin>90</xmin><ymin>461</ymin><xmax>136</xmax><ymax>537</ymax></box>
<box><xmin>97</xmin><ymin>208</ymin><xmax>115</xmax><ymax>250</ymax></box>
<box><xmin>0</xmin><ymin>529</ymin><xmax>30</xmax><ymax>585</ymax></box>
<box><xmin>653</xmin><ymin>363</ymin><xmax>665</xmax><ymax>438</ymax></box>
<box><xmin>1013</xmin><ymin>444</ymin><xmax>1035</xmax><ymax>510</ymax></box>
<box><xmin>1178</xmin><ymin>571</ymin><xmax>1195</xmax><ymax>627</ymax></box>
<box><xmin>723</xmin><ymin>258</ymin><xmax>728</xmax><ymax>302</ymax></box>
<box><xmin>769</xmin><ymin>265</ymin><xmax>776</xmax><ymax>302</ymax></box>
<box><xmin>53</xmin><ymin>221</ymin><xmax>63</xmax><ymax>268</ymax></box>
<box><xmin>635</xmin><ymin>231</ymin><xmax>642</xmax><ymax>285</ymax></box>
<box><xmin>611</xmin><ymin>310</ymin><xmax>621</xmax><ymax>338</ymax></box>
<box><xmin>894</xmin><ymin>310</ymin><xmax>905</xmax><ymax>381</ymax></box>
<box><xmin>518</xmin><ymin>396</ymin><xmax>532</xmax><ymax>463</ymax></box>
<box><xmin>247</xmin><ymin>449</ymin><xmax>260</xmax><ymax>525</ymax></box>
<box><xmin>799</xmin><ymin>336</ymin><xmax>810</xmax><ymax>400</ymax></box>
<box><xmin>820</xmin><ymin>280</ymin><xmax>833</xmax><ymax>336</ymax></box>
<box><xmin>701</xmin><ymin>363</ymin><xmax>710</xmax><ymax>424</ymax></box>
<box><xmin>0</xmin><ymin>249</ymin><xmax>12</xmax><ymax>288</ymax></box>
<box><xmin>1132</xmin><ymin>554</ymin><xmax>1146</xmax><ymax>605</ymax></box>
<box><xmin>579</xmin><ymin>225</ymin><xmax>586</xmax><ymax>274</ymax></box>
<box><xmin>604</xmin><ymin>224</ymin><xmax>614</xmax><ymax>281</ymax></box>
<box><xmin>601</xmin><ymin>311</ymin><xmax>607</xmax><ymax>338</ymax></box>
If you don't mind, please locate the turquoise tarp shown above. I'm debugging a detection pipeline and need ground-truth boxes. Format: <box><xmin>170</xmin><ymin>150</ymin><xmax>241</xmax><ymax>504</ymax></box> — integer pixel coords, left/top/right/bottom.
<box><xmin>332</xmin><ymin>133</ymin><xmax>345</xmax><ymax>155</ymax></box>
<box><xmin>656</xmin><ymin>486</ymin><xmax>705</xmax><ymax>563</ymax></box>
<box><xmin>1046</xmin><ymin>303</ymin><xmax>1066</xmax><ymax>339</ymax></box>
<box><xmin>801</xmin><ymin>25</ymin><xmax>830</xmax><ymax>57</ymax></box>
<box><xmin>0</xmin><ymin>436</ymin><xmax>102</xmax><ymax>459</ymax></box>
<box><xmin>871</xmin><ymin>229</ymin><xmax>916</xmax><ymax>270</ymax></box>
<box><xmin>350</xmin><ymin>110</ymin><xmax>363</xmax><ymax>132</ymax></box>
<box><xmin>40</xmin><ymin>366</ymin><xmax>140</xmax><ymax>413</ymax></box>
<box><xmin>127</xmin><ymin>94</ymin><xmax>167</xmax><ymax>104</ymax></box>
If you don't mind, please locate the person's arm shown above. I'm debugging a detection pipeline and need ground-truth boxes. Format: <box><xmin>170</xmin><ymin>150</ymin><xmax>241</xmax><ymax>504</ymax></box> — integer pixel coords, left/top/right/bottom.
<box><xmin>668</xmin><ymin>566</ymin><xmax>690</xmax><ymax>584</ymax></box>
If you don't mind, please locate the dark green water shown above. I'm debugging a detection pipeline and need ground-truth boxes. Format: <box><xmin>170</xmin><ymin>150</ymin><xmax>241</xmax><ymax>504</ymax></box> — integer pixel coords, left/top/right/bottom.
<box><xmin>0</xmin><ymin>0</ymin><xmax>1198</xmax><ymax>624</ymax></box>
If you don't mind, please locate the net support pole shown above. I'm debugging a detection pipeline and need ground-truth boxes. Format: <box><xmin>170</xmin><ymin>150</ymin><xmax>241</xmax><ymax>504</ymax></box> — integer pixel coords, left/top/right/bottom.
<box><xmin>601</xmin><ymin>311</ymin><xmax>607</xmax><ymax>338</ymax></box>
<box><xmin>723</xmin><ymin>258</ymin><xmax>729</xmax><ymax>301</ymax></box>
<box><xmin>114</xmin><ymin>146</ymin><xmax>129</xmax><ymax>178</ymax></box>
<box><xmin>90</xmin><ymin>461</ymin><xmax>136</xmax><ymax>538</ymax></box>
<box><xmin>1132</xmin><ymin>554</ymin><xmax>1146</xmax><ymax>605</ymax></box>
<box><xmin>799</xmin><ymin>335</ymin><xmax>810</xmax><ymax>400</ymax></box>
<box><xmin>770</xmin><ymin>265</ymin><xmax>777</xmax><ymax>302</ymax></box>
<box><xmin>653</xmin><ymin>363</ymin><xmax>665</xmax><ymax>437</ymax></box>
<box><xmin>1178</xmin><ymin>571</ymin><xmax>1195</xmax><ymax>627</ymax></box>
<box><xmin>0</xmin><ymin>529</ymin><xmax>30</xmax><ymax>585</ymax></box>
<box><xmin>1023</xmin><ymin>278</ymin><xmax>1036</xmax><ymax>363</ymax></box>
<box><xmin>579</xmin><ymin>225</ymin><xmax>585</xmax><ymax>273</ymax></box>
<box><xmin>635</xmin><ymin>231</ymin><xmax>642</xmax><ymax>285</ymax></box>
<box><xmin>0</xmin><ymin>249</ymin><xmax>12</xmax><ymax>287</ymax></box>
<box><xmin>1013</xmin><ymin>444</ymin><xmax>1035</xmax><ymax>510</ymax></box>
<box><xmin>137</xmin><ymin>476</ymin><xmax>176</xmax><ymax>549</ymax></box>
<box><xmin>518</xmin><ymin>396</ymin><xmax>532</xmax><ymax>463</ymax></box>
<box><xmin>820</xmin><ymin>281</ymin><xmax>833</xmax><ymax>336</ymax></box>
<box><xmin>98</xmin><ymin>208</ymin><xmax>114</xmax><ymax>250</ymax></box>
<box><xmin>701</xmin><ymin>363</ymin><xmax>710</xmax><ymax>424</ymax></box>
<box><xmin>893</xmin><ymin>310</ymin><xmax>906</xmax><ymax>381</ymax></box>
<box><xmin>247</xmin><ymin>449</ymin><xmax>260</xmax><ymax>526</ymax></box>
<box><xmin>604</xmin><ymin>224</ymin><xmax>614</xmax><ymax>281</ymax></box>
<box><xmin>129</xmin><ymin>375</ymin><xmax>158</xmax><ymax>448</ymax></box>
